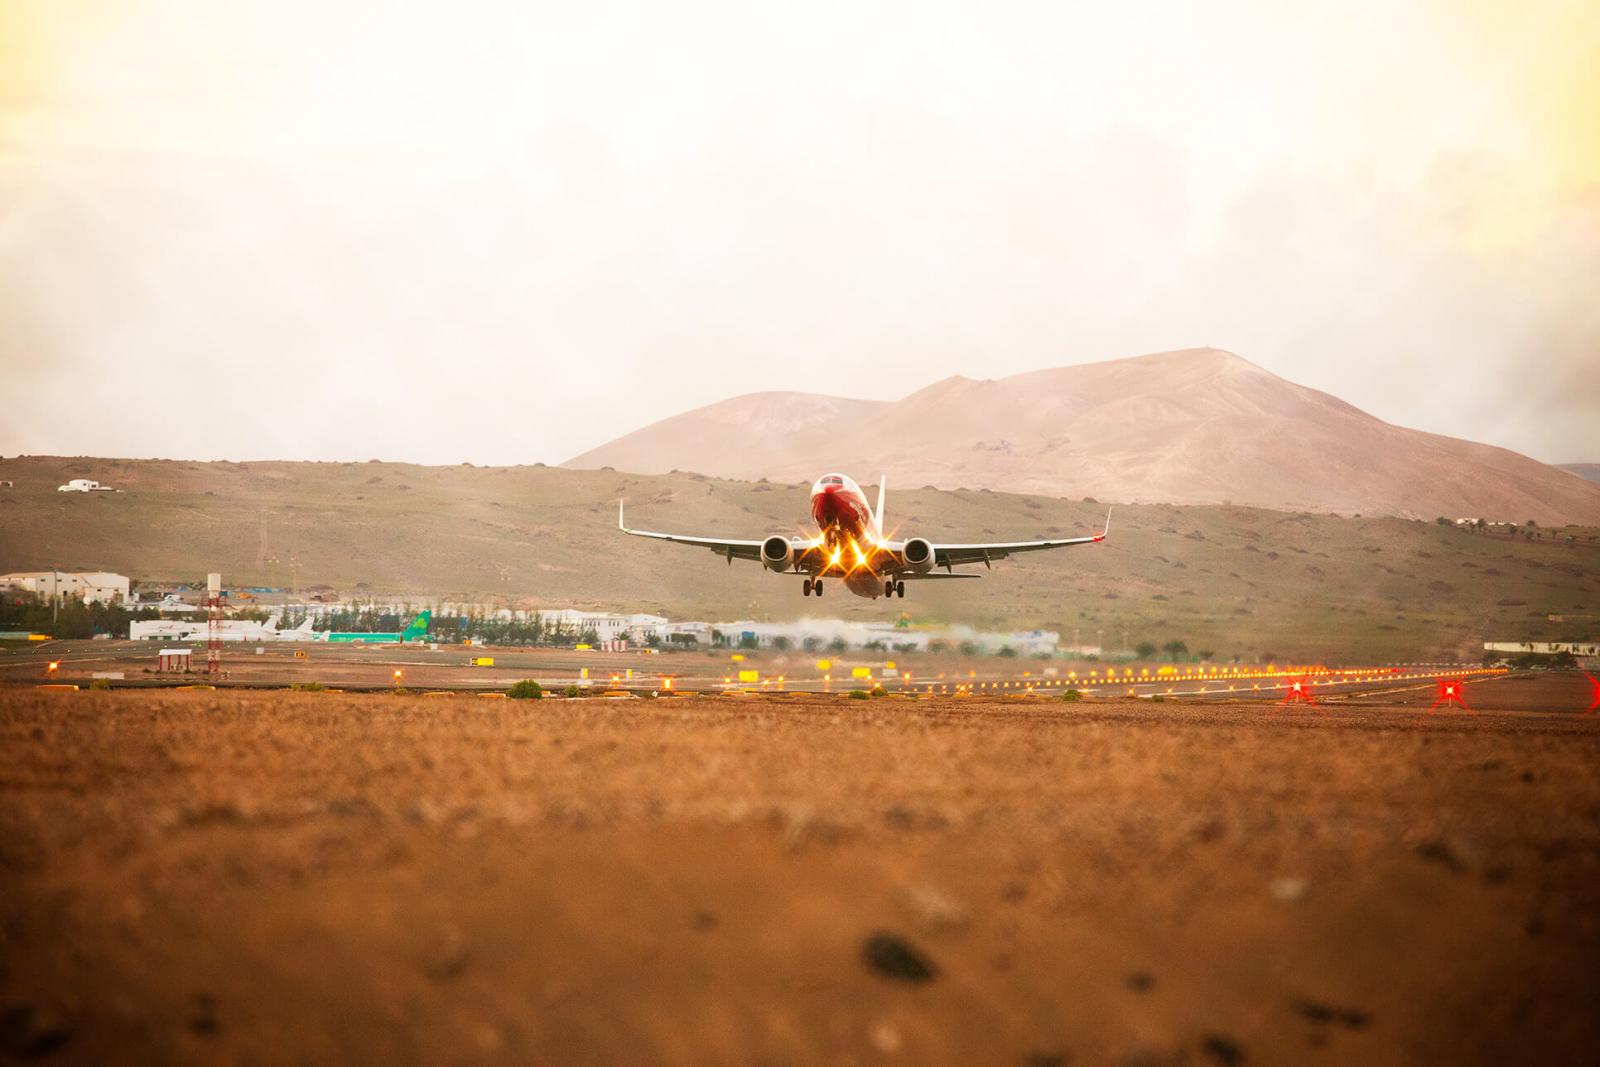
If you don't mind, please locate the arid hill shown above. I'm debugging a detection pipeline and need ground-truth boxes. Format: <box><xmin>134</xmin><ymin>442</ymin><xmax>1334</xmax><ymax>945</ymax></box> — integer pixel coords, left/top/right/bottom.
<box><xmin>567</xmin><ymin>348</ymin><xmax>1600</xmax><ymax>524</ymax></box>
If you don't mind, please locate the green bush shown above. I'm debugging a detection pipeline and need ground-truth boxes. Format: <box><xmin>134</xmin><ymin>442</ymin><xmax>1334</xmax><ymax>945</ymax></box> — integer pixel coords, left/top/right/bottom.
<box><xmin>868</xmin><ymin>686</ymin><xmax>887</xmax><ymax>697</ymax></box>
<box><xmin>507</xmin><ymin>679</ymin><xmax>543</xmax><ymax>700</ymax></box>
<box><xmin>1060</xmin><ymin>688</ymin><xmax>1081</xmax><ymax>702</ymax></box>
<box><xmin>291</xmin><ymin>681</ymin><xmax>325</xmax><ymax>692</ymax></box>
<box><xmin>89</xmin><ymin>677</ymin><xmax>111</xmax><ymax>691</ymax></box>
<box><xmin>1150</xmin><ymin>694</ymin><xmax>1166</xmax><ymax>703</ymax></box>
<box><xmin>563</xmin><ymin>684</ymin><xmax>582</xmax><ymax>698</ymax></box>
<box><xmin>848</xmin><ymin>689</ymin><xmax>871</xmax><ymax>700</ymax></box>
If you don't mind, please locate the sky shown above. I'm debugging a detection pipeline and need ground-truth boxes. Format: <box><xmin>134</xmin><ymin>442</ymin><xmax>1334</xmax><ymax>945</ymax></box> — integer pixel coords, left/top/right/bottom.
<box><xmin>2</xmin><ymin>0</ymin><xmax>1597</xmax><ymax>465</ymax></box>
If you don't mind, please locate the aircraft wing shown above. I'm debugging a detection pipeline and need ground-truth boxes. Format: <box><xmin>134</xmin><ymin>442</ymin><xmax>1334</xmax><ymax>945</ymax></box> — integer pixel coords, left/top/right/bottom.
<box><xmin>618</xmin><ymin>501</ymin><xmax>797</xmax><ymax>563</ymax></box>
<box><xmin>929</xmin><ymin>508</ymin><xmax>1111</xmax><ymax>569</ymax></box>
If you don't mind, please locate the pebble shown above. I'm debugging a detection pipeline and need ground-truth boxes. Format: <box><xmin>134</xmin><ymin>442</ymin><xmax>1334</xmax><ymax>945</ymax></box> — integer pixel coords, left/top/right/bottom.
<box><xmin>0</xmin><ymin>1002</ymin><xmax>72</xmax><ymax>1058</ymax></box>
<box><xmin>862</xmin><ymin>933</ymin><xmax>938</xmax><ymax>983</ymax></box>
<box><xmin>1270</xmin><ymin>877</ymin><xmax>1307</xmax><ymax>903</ymax></box>
<box><xmin>423</xmin><ymin>924</ymin><xmax>470</xmax><ymax>981</ymax></box>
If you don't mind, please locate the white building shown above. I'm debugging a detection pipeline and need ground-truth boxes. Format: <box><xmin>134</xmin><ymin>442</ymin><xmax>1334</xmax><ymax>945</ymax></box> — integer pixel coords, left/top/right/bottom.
<box><xmin>539</xmin><ymin>610</ymin><xmax>668</xmax><ymax>643</ymax></box>
<box><xmin>1</xmin><ymin>571</ymin><xmax>130</xmax><ymax>605</ymax></box>
<box><xmin>57</xmin><ymin>479</ymin><xmax>113</xmax><ymax>492</ymax></box>
<box><xmin>1484</xmin><ymin>641</ymin><xmax>1600</xmax><ymax>657</ymax></box>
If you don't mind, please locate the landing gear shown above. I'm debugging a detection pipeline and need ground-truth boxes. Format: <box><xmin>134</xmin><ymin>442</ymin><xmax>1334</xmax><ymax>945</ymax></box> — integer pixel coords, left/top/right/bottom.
<box><xmin>803</xmin><ymin>578</ymin><xmax>813</xmax><ymax>596</ymax></box>
<box><xmin>884</xmin><ymin>580</ymin><xmax>906</xmax><ymax>598</ymax></box>
<box><xmin>803</xmin><ymin>578</ymin><xmax>823</xmax><ymax>597</ymax></box>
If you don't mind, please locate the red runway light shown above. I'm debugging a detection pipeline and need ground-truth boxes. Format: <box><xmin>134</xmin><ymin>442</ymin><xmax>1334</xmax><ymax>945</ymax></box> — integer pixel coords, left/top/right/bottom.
<box><xmin>1281</xmin><ymin>675</ymin><xmax>1316</xmax><ymax>706</ymax></box>
<box><xmin>1429</xmin><ymin>678</ymin><xmax>1469</xmax><ymax>713</ymax></box>
<box><xmin>1585</xmin><ymin>673</ymin><xmax>1600</xmax><ymax>715</ymax></box>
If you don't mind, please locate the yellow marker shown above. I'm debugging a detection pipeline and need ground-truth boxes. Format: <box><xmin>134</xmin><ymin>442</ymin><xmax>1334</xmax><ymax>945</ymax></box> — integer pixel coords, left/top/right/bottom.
<box><xmin>731</xmin><ymin>653</ymin><xmax>744</xmax><ymax>662</ymax></box>
<box><xmin>816</xmin><ymin>659</ymin><xmax>831</xmax><ymax>670</ymax></box>
<box><xmin>738</xmin><ymin>669</ymin><xmax>759</xmax><ymax>683</ymax></box>
<box><xmin>851</xmin><ymin>667</ymin><xmax>872</xmax><ymax>679</ymax></box>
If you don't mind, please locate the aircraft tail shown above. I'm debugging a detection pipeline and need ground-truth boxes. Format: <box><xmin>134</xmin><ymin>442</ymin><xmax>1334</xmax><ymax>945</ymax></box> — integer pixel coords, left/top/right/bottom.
<box><xmin>874</xmin><ymin>475</ymin><xmax>886</xmax><ymax>539</ymax></box>
<box><xmin>402</xmin><ymin>610</ymin><xmax>431</xmax><ymax>641</ymax></box>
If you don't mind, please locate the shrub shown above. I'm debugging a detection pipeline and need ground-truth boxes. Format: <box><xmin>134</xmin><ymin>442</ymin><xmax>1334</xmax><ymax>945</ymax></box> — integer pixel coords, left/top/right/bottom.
<box><xmin>291</xmin><ymin>681</ymin><xmax>325</xmax><ymax>692</ymax></box>
<box><xmin>563</xmin><ymin>684</ymin><xmax>582</xmax><ymax>698</ymax></box>
<box><xmin>997</xmin><ymin>646</ymin><xmax>1017</xmax><ymax>658</ymax></box>
<box><xmin>868</xmin><ymin>686</ymin><xmax>887</xmax><ymax>697</ymax></box>
<box><xmin>1060</xmin><ymin>688</ymin><xmax>1082</xmax><ymax>702</ymax></box>
<box><xmin>1151</xmin><ymin>694</ymin><xmax>1166</xmax><ymax>703</ymax></box>
<box><xmin>507</xmin><ymin>679</ymin><xmax>543</xmax><ymax>700</ymax></box>
<box><xmin>1135</xmin><ymin>641</ymin><xmax>1157</xmax><ymax>659</ymax></box>
<box><xmin>848</xmin><ymin>689</ymin><xmax>871</xmax><ymax>700</ymax></box>
<box><xmin>89</xmin><ymin>677</ymin><xmax>111</xmax><ymax>691</ymax></box>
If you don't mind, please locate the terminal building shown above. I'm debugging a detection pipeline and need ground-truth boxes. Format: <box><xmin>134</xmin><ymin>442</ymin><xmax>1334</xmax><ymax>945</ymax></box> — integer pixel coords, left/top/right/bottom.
<box><xmin>1</xmin><ymin>571</ymin><xmax>130</xmax><ymax>605</ymax></box>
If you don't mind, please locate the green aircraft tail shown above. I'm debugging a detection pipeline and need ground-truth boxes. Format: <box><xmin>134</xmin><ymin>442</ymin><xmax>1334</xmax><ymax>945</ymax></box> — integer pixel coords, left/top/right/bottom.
<box><xmin>403</xmin><ymin>610</ymin><xmax>431</xmax><ymax>641</ymax></box>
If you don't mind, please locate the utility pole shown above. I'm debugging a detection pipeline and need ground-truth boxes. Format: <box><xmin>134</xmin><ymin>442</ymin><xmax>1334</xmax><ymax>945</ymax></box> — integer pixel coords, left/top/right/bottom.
<box><xmin>206</xmin><ymin>572</ymin><xmax>222</xmax><ymax>677</ymax></box>
<box><xmin>52</xmin><ymin>568</ymin><xmax>59</xmax><ymax>628</ymax></box>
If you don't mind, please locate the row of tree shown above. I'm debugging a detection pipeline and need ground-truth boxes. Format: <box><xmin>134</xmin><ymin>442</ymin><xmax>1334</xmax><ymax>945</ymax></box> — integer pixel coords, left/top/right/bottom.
<box><xmin>277</xmin><ymin>605</ymin><xmax>606</xmax><ymax>647</ymax></box>
<box><xmin>0</xmin><ymin>595</ymin><xmax>161</xmax><ymax>640</ymax></box>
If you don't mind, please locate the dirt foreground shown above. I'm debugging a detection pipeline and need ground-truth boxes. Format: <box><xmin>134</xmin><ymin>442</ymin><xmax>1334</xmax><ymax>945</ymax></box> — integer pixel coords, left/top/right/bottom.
<box><xmin>2</xmin><ymin>679</ymin><xmax>1598</xmax><ymax>1065</ymax></box>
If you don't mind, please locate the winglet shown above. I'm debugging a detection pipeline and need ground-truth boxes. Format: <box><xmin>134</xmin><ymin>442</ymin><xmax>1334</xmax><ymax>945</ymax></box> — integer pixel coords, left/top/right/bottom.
<box><xmin>1094</xmin><ymin>506</ymin><xmax>1112</xmax><ymax>543</ymax></box>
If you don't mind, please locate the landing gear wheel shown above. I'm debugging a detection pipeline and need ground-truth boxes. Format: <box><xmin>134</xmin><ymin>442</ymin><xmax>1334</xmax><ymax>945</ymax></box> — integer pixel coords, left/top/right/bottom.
<box><xmin>803</xmin><ymin>578</ymin><xmax>814</xmax><ymax>596</ymax></box>
<box><xmin>815</xmin><ymin>580</ymin><xmax>823</xmax><ymax>596</ymax></box>
<box><xmin>884</xmin><ymin>580</ymin><xmax>894</xmax><ymax>597</ymax></box>
<box><xmin>896</xmin><ymin>581</ymin><xmax>905</xmax><ymax>598</ymax></box>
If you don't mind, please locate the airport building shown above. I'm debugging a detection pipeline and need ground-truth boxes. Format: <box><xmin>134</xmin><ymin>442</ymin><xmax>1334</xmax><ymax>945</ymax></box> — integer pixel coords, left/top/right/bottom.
<box><xmin>538</xmin><ymin>610</ymin><xmax>669</xmax><ymax>643</ymax></box>
<box><xmin>1484</xmin><ymin>640</ymin><xmax>1600</xmax><ymax>658</ymax></box>
<box><xmin>1</xmin><ymin>570</ymin><xmax>130</xmax><ymax>605</ymax></box>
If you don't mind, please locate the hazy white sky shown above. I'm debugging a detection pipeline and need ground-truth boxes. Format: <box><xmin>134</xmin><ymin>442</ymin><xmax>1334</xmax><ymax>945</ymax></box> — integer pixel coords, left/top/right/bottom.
<box><xmin>2</xmin><ymin>0</ymin><xmax>1597</xmax><ymax>464</ymax></box>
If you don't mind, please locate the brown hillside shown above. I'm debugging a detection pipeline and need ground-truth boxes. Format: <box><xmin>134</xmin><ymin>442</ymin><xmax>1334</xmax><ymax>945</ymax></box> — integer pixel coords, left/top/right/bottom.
<box><xmin>3</xmin><ymin>455</ymin><xmax>1598</xmax><ymax>662</ymax></box>
<box><xmin>567</xmin><ymin>349</ymin><xmax>1600</xmax><ymax>524</ymax></box>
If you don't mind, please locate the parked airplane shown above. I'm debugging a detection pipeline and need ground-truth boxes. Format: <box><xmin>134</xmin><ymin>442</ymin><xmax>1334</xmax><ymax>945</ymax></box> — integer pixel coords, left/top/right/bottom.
<box><xmin>619</xmin><ymin>473</ymin><xmax>1108</xmax><ymax>599</ymax></box>
<box><xmin>129</xmin><ymin>614</ymin><xmax>317</xmax><ymax>642</ymax></box>
<box><xmin>317</xmin><ymin>610</ymin><xmax>431</xmax><ymax>643</ymax></box>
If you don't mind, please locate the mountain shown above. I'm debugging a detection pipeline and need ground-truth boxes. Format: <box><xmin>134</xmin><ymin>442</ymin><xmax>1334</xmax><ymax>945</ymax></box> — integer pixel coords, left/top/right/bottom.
<box><xmin>566</xmin><ymin>348</ymin><xmax>1600</xmax><ymax>524</ymax></box>
<box><xmin>567</xmin><ymin>391</ymin><xmax>888</xmax><ymax>480</ymax></box>
<box><xmin>1559</xmin><ymin>464</ymin><xmax>1600</xmax><ymax>486</ymax></box>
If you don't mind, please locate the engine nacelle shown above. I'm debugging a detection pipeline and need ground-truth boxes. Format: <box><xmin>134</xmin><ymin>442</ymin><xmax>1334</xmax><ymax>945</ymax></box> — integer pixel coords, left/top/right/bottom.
<box><xmin>761</xmin><ymin>535</ymin><xmax>795</xmax><ymax>572</ymax></box>
<box><xmin>901</xmin><ymin>537</ymin><xmax>936</xmax><ymax>575</ymax></box>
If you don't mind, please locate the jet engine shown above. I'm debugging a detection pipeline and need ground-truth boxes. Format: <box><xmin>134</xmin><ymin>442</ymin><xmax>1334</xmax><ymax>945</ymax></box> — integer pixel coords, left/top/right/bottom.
<box><xmin>761</xmin><ymin>535</ymin><xmax>795</xmax><ymax>572</ymax></box>
<box><xmin>901</xmin><ymin>537</ymin><xmax>936</xmax><ymax>574</ymax></box>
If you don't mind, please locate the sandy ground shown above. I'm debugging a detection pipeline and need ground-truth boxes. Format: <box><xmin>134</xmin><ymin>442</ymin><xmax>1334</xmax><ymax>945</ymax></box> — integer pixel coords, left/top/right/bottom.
<box><xmin>2</xmin><ymin>677</ymin><xmax>1597</xmax><ymax>1065</ymax></box>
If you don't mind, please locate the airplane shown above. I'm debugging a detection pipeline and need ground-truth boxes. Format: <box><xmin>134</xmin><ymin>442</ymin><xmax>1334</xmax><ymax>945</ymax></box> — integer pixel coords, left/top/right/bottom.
<box><xmin>619</xmin><ymin>473</ymin><xmax>1109</xmax><ymax>599</ymax></box>
<box><xmin>317</xmin><ymin>610</ymin><xmax>431</xmax><ymax>644</ymax></box>
<box><xmin>129</xmin><ymin>614</ymin><xmax>318</xmax><ymax>642</ymax></box>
